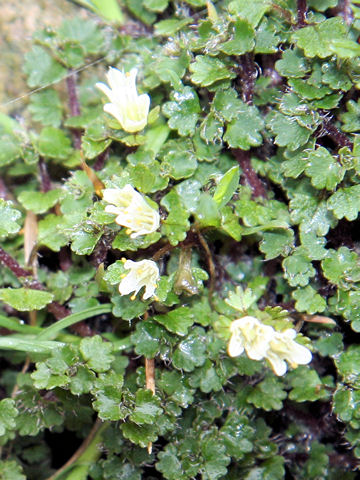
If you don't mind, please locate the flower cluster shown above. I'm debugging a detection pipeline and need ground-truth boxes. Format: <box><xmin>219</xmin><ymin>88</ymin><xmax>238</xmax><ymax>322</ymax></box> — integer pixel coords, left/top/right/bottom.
<box><xmin>96</xmin><ymin>67</ymin><xmax>150</xmax><ymax>133</ymax></box>
<box><xmin>119</xmin><ymin>259</ymin><xmax>159</xmax><ymax>301</ymax></box>
<box><xmin>228</xmin><ymin>316</ymin><xmax>312</xmax><ymax>376</ymax></box>
<box><xmin>103</xmin><ymin>184</ymin><xmax>160</xmax><ymax>238</ymax></box>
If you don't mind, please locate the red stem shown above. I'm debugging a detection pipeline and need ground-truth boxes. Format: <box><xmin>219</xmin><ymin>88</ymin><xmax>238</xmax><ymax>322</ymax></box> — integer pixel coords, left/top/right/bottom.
<box><xmin>38</xmin><ymin>158</ymin><xmax>52</xmax><ymax>193</ymax></box>
<box><xmin>232</xmin><ymin>149</ymin><xmax>267</xmax><ymax>198</ymax></box>
<box><xmin>0</xmin><ymin>246</ymin><xmax>70</xmax><ymax>319</ymax></box>
<box><xmin>296</xmin><ymin>0</ymin><xmax>307</xmax><ymax>28</ymax></box>
<box><xmin>66</xmin><ymin>70</ymin><xmax>82</xmax><ymax>150</ymax></box>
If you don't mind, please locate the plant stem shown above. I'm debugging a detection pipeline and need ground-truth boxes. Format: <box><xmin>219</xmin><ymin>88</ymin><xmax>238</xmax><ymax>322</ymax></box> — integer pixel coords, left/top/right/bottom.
<box><xmin>0</xmin><ymin>177</ymin><xmax>10</xmax><ymax>200</ymax></box>
<box><xmin>66</xmin><ymin>70</ymin><xmax>82</xmax><ymax>150</ymax></box>
<box><xmin>93</xmin><ymin>147</ymin><xmax>110</xmax><ymax>171</ymax></box>
<box><xmin>237</xmin><ymin>53</ymin><xmax>256</xmax><ymax>105</ymax></box>
<box><xmin>318</xmin><ymin>111</ymin><xmax>353</xmax><ymax>150</ymax></box>
<box><xmin>232</xmin><ymin>149</ymin><xmax>267</xmax><ymax>198</ymax></box>
<box><xmin>46</xmin><ymin>418</ymin><xmax>107</xmax><ymax>480</ymax></box>
<box><xmin>296</xmin><ymin>0</ymin><xmax>307</xmax><ymax>28</ymax></box>
<box><xmin>0</xmin><ymin>246</ymin><xmax>70</xmax><ymax>319</ymax></box>
<box><xmin>38</xmin><ymin>157</ymin><xmax>52</xmax><ymax>193</ymax></box>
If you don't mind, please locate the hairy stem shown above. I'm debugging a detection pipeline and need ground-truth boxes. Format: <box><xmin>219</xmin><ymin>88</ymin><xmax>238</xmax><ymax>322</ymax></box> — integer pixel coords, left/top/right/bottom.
<box><xmin>319</xmin><ymin>112</ymin><xmax>353</xmax><ymax>150</ymax></box>
<box><xmin>93</xmin><ymin>147</ymin><xmax>110</xmax><ymax>171</ymax></box>
<box><xmin>0</xmin><ymin>177</ymin><xmax>10</xmax><ymax>200</ymax></box>
<box><xmin>232</xmin><ymin>149</ymin><xmax>267</xmax><ymax>198</ymax></box>
<box><xmin>66</xmin><ymin>70</ymin><xmax>82</xmax><ymax>150</ymax></box>
<box><xmin>237</xmin><ymin>53</ymin><xmax>256</xmax><ymax>105</ymax></box>
<box><xmin>38</xmin><ymin>158</ymin><xmax>52</xmax><ymax>193</ymax></box>
<box><xmin>296</xmin><ymin>0</ymin><xmax>307</xmax><ymax>28</ymax></box>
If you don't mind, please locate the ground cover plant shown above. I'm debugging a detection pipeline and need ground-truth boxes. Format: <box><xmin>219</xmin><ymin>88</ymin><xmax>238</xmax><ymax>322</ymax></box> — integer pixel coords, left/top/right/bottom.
<box><xmin>1</xmin><ymin>0</ymin><xmax>360</xmax><ymax>478</ymax></box>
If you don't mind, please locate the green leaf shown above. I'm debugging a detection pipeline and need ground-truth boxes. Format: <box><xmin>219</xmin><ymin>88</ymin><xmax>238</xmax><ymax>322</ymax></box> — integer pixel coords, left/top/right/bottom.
<box><xmin>190</xmin><ymin>56</ymin><xmax>235</xmax><ymax>87</ymax></box>
<box><xmin>28</xmin><ymin>90</ymin><xmax>63</xmax><ymax>127</ymax></box>
<box><xmin>335</xmin><ymin>345</ymin><xmax>360</xmax><ymax>387</ymax></box>
<box><xmin>162</xmin><ymin>87</ymin><xmax>201</xmax><ymax>136</ymax></box>
<box><xmin>132</xmin><ymin>320</ymin><xmax>164</xmax><ymax>358</ymax></box>
<box><xmin>194</xmin><ymin>193</ymin><xmax>220</xmax><ymax>228</ymax></box>
<box><xmin>288</xmin><ymin>78</ymin><xmax>331</xmax><ymax>101</ymax></box>
<box><xmin>288</xmin><ymin>367</ymin><xmax>330</xmax><ymax>402</ymax></box>
<box><xmin>0</xmin><ymin>398</ymin><xmax>18</xmax><ymax>436</ymax></box>
<box><xmin>80</xmin><ymin>335</ymin><xmax>114</xmax><ymax>372</ymax></box>
<box><xmin>161</xmin><ymin>189</ymin><xmax>190</xmax><ymax>245</ymax></box>
<box><xmin>121</xmin><ymin>422</ymin><xmax>158</xmax><ymax>448</ymax></box>
<box><xmin>275</xmin><ymin>48</ymin><xmax>310</xmax><ymax>78</ymax></box>
<box><xmin>172</xmin><ymin>327</ymin><xmax>207</xmax><ymax>371</ymax></box>
<box><xmin>82</xmin><ymin>136</ymin><xmax>112</xmax><ymax>160</ymax></box>
<box><xmin>333</xmin><ymin>386</ymin><xmax>360</xmax><ymax>422</ymax></box>
<box><xmin>0</xmin><ymin>288</ymin><xmax>54</xmax><ymax>311</ymax></box>
<box><xmin>129</xmin><ymin>389</ymin><xmax>162</xmax><ymax>425</ymax></box>
<box><xmin>220</xmin><ymin>19</ymin><xmax>255</xmax><ymax>55</ymax></box>
<box><xmin>23</xmin><ymin>46</ymin><xmax>66</xmax><ymax>88</ymax></box>
<box><xmin>111</xmin><ymin>294</ymin><xmax>149</xmax><ymax>321</ymax></box>
<box><xmin>0</xmin><ymin>460</ymin><xmax>26</xmax><ymax>480</ymax></box>
<box><xmin>227</xmin><ymin>0</ymin><xmax>270</xmax><ymax>27</ymax></box>
<box><xmin>201</xmin><ymin>435</ymin><xmax>231</xmax><ymax>479</ymax></box>
<box><xmin>31</xmin><ymin>362</ymin><xmax>69</xmax><ymax>389</ymax></box>
<box><xmin>225</xmin><ymin>286</ymin><xmax>257</xmax><ymax>313</ymax></box>
<box><xmin>154</xmin><ymin>306</ymin><xmax>194</xmax><ymax>336</ymax></box>
<box><xmin>315</xmin><ymin>332</ymin><xmax>343</xmax><ymax>357</ymax></box>
<box><xmin>267</xmin><ymin>111</ymin><xmax>312</xmax><ymax>150</ymax></box>
<box><xmin>305</xmin><ymin>147</ymin><xmax>345</xmax><ymax>190</ymax></box>
<box><xmin>156</xmin><ymin>448</ymin><xmax>185</xmax><ymax>480</ymax></box>
<box><xmin>58</xmin><ymin>18</ymin><xmax>105</xmax><ymax>55</ymax></box>
<box><xmin>223</xmin><ymin>104</ymin><xmax>264</xmax><ymax>150</ymax></box>
<box><xmin>18</xmin><ymin>189</ymin><xmax>63</xmax><ymax>214</ymax></box>
<box><xmin>0</xmin><ymin>337</ymin><xmax>63</xmax><ymax>354</ymax></box>
<box><xmin>144</xmin><ymin>0</ymin><xmax>169</xmax><ymax>12</ymax></box>
<box><xmin>0</xmin><ymin>133</ymin><xmax>22</xmax><ymax>167</ymax></box>
<box><xmin>292</xmin><ymin>286</ymin><xmax>326</xmax><ymax>314</ymax></box>
<box><xmin>192</xmin><ymin>360</ymin><xmax>223</xmax><ymax>393</ymax></box>
<box><xmin>282</xmin><ymin>250</ymin><xmax>316</xmax><ymax>287</ymax></box>
<box><xmin>255</xmin><ymin>17</ymin><xmax>280</xmax><ymax>54</ymax></box>
<box><xmin>92</xmin><ymin>372</ymin><xmax>125</xmax><ymax>420</ymax></box>
<box><xmin>292</xmin><ymin>17</ymin><xmax>347</xmax><ymax>58</ymax></box>
<box><xmin>38</xmin><ymin>127</ymin><xmax>72</xmax><ymax>159</ymax></box>
<box><xmin>38</xmin><ymin>214</ymin><xmax>68</xmax><ymax>251</ymax></box>
<box><xmin>76</xmin><ymin>0</ymin><xmax>125</xmax><ymax>24</ymax></box>
<box><xmin>247</xmin><ymin>376</ymin><xmax>287</xmax><ymax>411</ymax></box>
<box><xmin>321</xmin><ymin>247</ymin><xmax>360</xmax><ymax>287</ymax></box>
<box><xmin>70</xmin><ymin>365</ymin><xmax>96</xmax><ymax>395</ymax></box>
<box><xmin>68</xmin><ymin>227</ymin><xmax>102</xmax><ymax>255</ymax></box>
<box><xmin>154</xmin><ymin>18</ymin><xmax>192</xmax><ymax>36</ymax></box>
<box><xmin>259</xmin><ymin>229</ymin><xmax>294</xmax><ymax>260</ymax></box>
<box><xmin>340</xmin><ymin>100</ymin><xmax>360</xmax><ymax>132</ymax></box>
<box><xmin>330</xmin><ymin>38</ymin><xmax>360</xmax><ymax>59</ymax></box>
<box><xmin>161</xmin><ymin>140</ymin><xmax>198</xmax><ymax>180</ymax></box>
<box><xmin>125</xmin><ymin>0</ymin><xmax>156</xmax><ymax>24</ymax></box>
<box><xmin>220</xmin><ymin>413</ymin><xmax>254</xmax><ymax>460</ymax></box>
<box><xmin>290</xmin><ymin>194</ymin><xmax>336</xmax><ymax>236</ymax></box>
<box><xmin>38</xmin><ymin>305</ymin><xmax>112</xmax><ymax>340</ymax></box>
<box><xmin>327</xmin><ymin>185</ymin><xmax>360</xmax><ymax>221</ymax></box>
<box><xmin>0</xmin><ymin>199</ymin><xmax>21</xmax><ymax>239</ymax></box>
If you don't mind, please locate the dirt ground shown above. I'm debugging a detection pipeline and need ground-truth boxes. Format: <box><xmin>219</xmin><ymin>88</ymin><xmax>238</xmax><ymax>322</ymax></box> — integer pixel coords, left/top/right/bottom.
<box><xmin>0</xmin><ymin>0</ymin><xmax>92</xmax><ymax>114</ymax></box>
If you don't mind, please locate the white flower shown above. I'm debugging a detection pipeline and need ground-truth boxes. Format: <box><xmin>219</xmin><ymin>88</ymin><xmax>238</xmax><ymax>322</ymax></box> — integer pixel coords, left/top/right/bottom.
<box><xmin>96</xmin><ymin>67</ymin><xmax>150</xmax><ymax>133</ymax></box>
<box><xmin>103</xmin><ymin>184</ymin><xmax>160</xmax><ymax>238</ymax></box>
<box><xmin>227</xmin><ymin>316</ymin><xmax>312</xmax><ymax>376</ymax></box>
<box><xmin>119</xmin><ymin>259</ymin><xmax>159</xmax><ymax>300</ymax></box>
<box><xmin>228</xmin><ymin>316</ymin><xmax>274</xmax><ymax>361</ymax></box>
<box><xmin>266</xmin><ymin>329</ymin><xmax>313</xmax><ymax>376</ymax></box>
